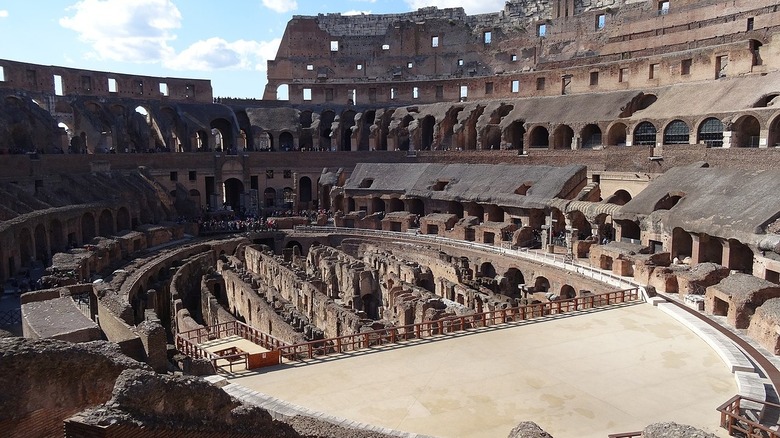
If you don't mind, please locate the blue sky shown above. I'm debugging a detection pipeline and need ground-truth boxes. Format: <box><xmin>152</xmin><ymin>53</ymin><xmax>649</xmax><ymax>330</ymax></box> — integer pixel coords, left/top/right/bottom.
<box><xmin>0</xmin><ymin>0</ymin><xmax>507</xmax><ymax>99</ymax></box>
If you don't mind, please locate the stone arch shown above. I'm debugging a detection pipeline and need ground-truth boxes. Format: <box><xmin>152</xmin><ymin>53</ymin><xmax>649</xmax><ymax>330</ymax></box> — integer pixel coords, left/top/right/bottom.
<box><xmin>507</xmin><ymin>120</ymin><xmax>525</xmax><ymax>152</ymax></box>
<box><xmin>581</xmin><ymin>124</ymin><xmax>602</xmax><ymax>149</ymax></box>
<box><xmin>440</xmin><ymin>106</ymin><xmax>464</xmax><ymax>150</ymax></box>
<box><xmin>406</xmin><ymin>198</ymin><xmax>424</xmax><ymax>216</ymax></box>
<box><xmin>448</xmin><ymin>201</ymin><xmax>464</xmax><ymax>218</ymax></box>
<box><xmin>99</xmin><ymin>209</ymin><xmax>114</xmax><ymax>236</ymax></box>
<box><xmin>82</xmin><ymin>212</ymin><xmax>96</xmax><ymax>243</ymax></box>
<box><xmin>276</xmin><ymin>84</ymin><xmax>289</xmax><ymax>101</ymax></box>
<box><xmin>552</xmin><ymin>125</ymin><xmax>573</xmax><ymax>150</ymax></box>
<box><xmin>605</xmin><ymin>189</ymin><xmax>632</xmax><ymax>206</ymax></box>
<box><xmin>560</xmin><ymin>284</ymin><xmax>576</xmax><ymax>300</ymax></box>
<box><xmin>726</xmin><ymin>239</ymin><xmax>753</xmax><ymax>274</ymax></box>
<box><xmin>480</xmin><ymin>262</ymin><xmax>496</xmax><ymax>278</ymax></box>
<box><xmin>697</xmin><ymin>117</ymin><xmax>724</xmax><ymax>148</ymax></box>
<box><xmin>463</xmin><ymin>106</ymin><xmax>485</xmax><ymax>150</ymax></box>
<box><xmin>210</xmin><ymin>118</ymin><xmax>234</xmax><ymax>152</ymax></box>
<box><xmin>568</xmin><ymin>210</ymin><xmax>592</xmax><ymax>239</ymax></box>
<box><xmin>534</xmin><ymin>276</ymin><xmax>550</xmax><ymax>293</ymax></box>
<box><xmin>340</xmin><ymin>110</ymin><xmax>356</xmax><ymax>151</ymax></box>
<box><xmin>606</xmin><ymin>122</ymin><xmax>628</xmax><ymax>146</ymax></box>
<box><xmin>319</xmin><ymin>110</ymin><xmax>336</xmax><ymax>150</ymax></box>
<box><xmin>503</xmin><ymin>267</ymin><xmax>525</xmax><ymax>298</ymax></box>
<box><xmin>194</xmin><ymin>130</ymin><xmax>209</xmax><ymax>151</ymax></box>
<box><xmin>529</xmin><ymin>125</ymin><xmax>550</xmax><ymax>148</ymax></box>
<box><xmin>117</xmin><ymin>207</ymin><xmax>131</xmax><ymax>232</ymax></box>
<box><xmin>732</xmin><ymin>114</ymin><xmax>761</xmax><ymax>148</ymax></box>
<box><xmin>264</xmin><ymin>187</ymin><xmax>276</xmax><ymax>208</ymax></box>
<box><xmin>653</xmin><ymin>192</ymin><xmax>684</xmax><ymax>211</ymax></box>
<box><xmin>371</xmin><ymin>197</ymin><xmax>385</xmax><ymax>213</ymax></box>
<box><xmin>481</xmin><ymin>125</ymin><xmax>502</xmax><ymax>150</ymax></box>
<box><xmin>19</xmin><ymin>228</ymin><xmax>33</xmax><ymax>267</ymax></box>
<box><xmin>224</xmin><ymin>178</ymin><xmax>244</xmax><ymax>212</ymax></box>
<box><xmin>359</xmin><ymin>110</ymin><xmax>376</xmax><ymax>151</ymax></box>
<box><xmin>299</xmin><ymin>176</ymin><xmax>313</xmax><ymax>204</ymax></box>
<box><xmin>49</xmin><ymin>219</ymin><xmax>65</xmax><ymax>254</ymax></box>
<box><xmin>420</xmin><ymin>115</ymin><xmax>436</xmax><ymax>150</ymax></box>
<box><xmin>387</xmin><ymin>198</ymin><xmax>404</xmax><ymax>212</ymax></box>
<box><xmin>398</xmin><ymin>114</ymin><xmax>413</xmax><ymax>151</ymax></box>
<box><xmin>279</xmin><ymin>131</ymin><xmax>294</xmax><ymax>151</ymax></box>
<box><xmin>34</xmin><ymin>224</ymin><xmax>47</xmax><ymax>263</ymax></box>
<box><xmin>377</xmin><ymin>110</ymin><xmax>394</xmax><ymax>151</ymax></box>
<box><xmin>189</xmin><ymin>189</ymin><xmax>202</xmax><ymax>210</ymax></box>
<box><xmin>632</xmin><ymin>121</ymin><xmax>657</xmax><ymax>146</ymax></box>
<box><xmin>663</xmin><ymin>120</ymin><xmax>690</xmax><ymax>145</ymax></box>
<box><xmin>285</xmin><ymin>240</ymin><xmax>303</xmax><ymax>254</ymax></box>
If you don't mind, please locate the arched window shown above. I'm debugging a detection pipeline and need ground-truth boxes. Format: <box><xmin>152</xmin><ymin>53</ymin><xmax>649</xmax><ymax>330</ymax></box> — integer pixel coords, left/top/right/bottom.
<box><xmin>698</xmin><ymin>118</ymin><xmax>724</xmax><ymax>147</ymax></box>
<box><xmin>633</xmin><ymin>122</ymin><xmax>657</xmax><ymax>146</ymax></box>
<box><xmin>663</xmin><ymin>120</ymin><xmax>689</xmax><ymax>145</ymax></box>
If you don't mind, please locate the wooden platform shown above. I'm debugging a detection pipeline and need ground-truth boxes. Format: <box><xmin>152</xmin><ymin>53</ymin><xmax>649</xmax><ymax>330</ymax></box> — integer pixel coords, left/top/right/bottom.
<box><xmin>200</xmin><ymin>335</ymin><xmax>279</xmax><ymax>370</ymax></box>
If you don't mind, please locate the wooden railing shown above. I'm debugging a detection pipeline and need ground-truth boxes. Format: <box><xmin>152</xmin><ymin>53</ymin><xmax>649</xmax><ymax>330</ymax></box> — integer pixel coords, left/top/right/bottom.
<box><xmin>276</xmin><ymin>288</ymin><xmax>641</xmax><ymax>362</ymax></box>
<box><xmin>717</xmin><ymin>395</ymin><xmax>780</xmax><ymax>438</ymax></box>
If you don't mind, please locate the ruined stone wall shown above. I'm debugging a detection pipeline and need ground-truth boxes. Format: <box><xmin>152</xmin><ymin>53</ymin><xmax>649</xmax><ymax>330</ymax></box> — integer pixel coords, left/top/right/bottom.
<box><xmin>0</xmin><ymin>58</ymin><xmax>212</xmax><ymax>102</ymax></box>
<box><xmin>306</xmin><ymin>245</ymin><xmax>380</xmax><ymax>308</ymax></box>
<box><xmin>244</xmin><ymin>246</ymin><xmax>368</xmax><ymax>338</ymax></box>
<box><xmin>219</xmin><ymin>267</ymin><xmax>309</xmax><ymax>345</ymax></box>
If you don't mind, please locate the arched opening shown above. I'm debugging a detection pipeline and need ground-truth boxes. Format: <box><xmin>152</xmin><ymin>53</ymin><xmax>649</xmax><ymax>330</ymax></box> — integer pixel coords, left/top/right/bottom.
<box><xmin>534</xmin><ymin>276</ymin><xmax>550</xmax><ymax>293</ymax></box>
<box><xmin>485</xmin><ymin>204</ymin><xmax>504</xmax><ymax>222</ymax></box>
<box><xmin>407</xmin><ymin>198</ymin><xmax>424</xmax><ymax>216</ymax></box>
<box><xmin>263</xmin><ymin>188</ymin><xmax>275</xmax><ymax>208</ymax></box>
<box><xmin>34</xmin><ymin>224</ymin><xmax>47</xmax><ymax>263</ymax></box>
<box><xmin>581</xmin><ymin>124</ymin><xmax>602</xmax><ymax>149</ymax></box>
<box><xmin>359</xmin><ymin>110</ymin><xmax>376</xmax><ymax>151</ymax></box>
<box><xmin>224</xmin><ymin>178</ymin><xmax>244</xmax><ymax>212</ymax></box>
<box><xmin>508</xmin><ymin>120</ymin><xmax>525</xmax><ymax>152</ymax></box>
<box><xmin>99</xmin><ymin>209</ymin><xmax>114</xmax><ymax>236</ymax></box>
<box><xmin>82</xmin><ymin>212</ymin><xmax>96</xmax><ymax>243</ymax></box>
<box><xmin>560</xmin><ymin>285</ymin><xmax>576</xmax><ymax>300</ymax></box>
<box><xmin>463</xmin><ymin>106</ymin><xmax>485</xmax><ymax>150</ymax></box>
<box><xmin>633</xmin><ymin>121</ymin><xmax>657</xmax><ymax>146</ymax></box>
<box><xmin>732</xmin><ymin>115</ymin><xmax>761</xmax><ymax>148</ymax></box>
<box><xmin>448</xmin><ymin>201</ymin><xmax>464</xmax><ymax>218</ymax></box>
<box><xmin>420</xmin><ymin>115</ymin><xmax>435</xmax><ymax>150</ymax></box>
<box><xmin>19</xmin><ymin>228</ymin><xmax>33</xmax><ymax>267</ymax></box>
<box><xmin>340</xmin><ymin>110</ymin><xmax>356</xmax><ymax>151</ymax></box>
<box><xmin>605</xmin><ymin>189</ymin><xmax>632</xmax><ymax>206</ymax></box>
<box><xmin>319</xmin><ymin>110</ymin><xmax>335</xmax><ymax>150</ymax></box>
<box><xmin>276</xmin><ymin>84</ymin><xmax>289</xmax><ymax>101</ymax></box>
<box><xmin>188</xmin><ymin>189</ymin><xmax>202</xmax><ymax>211</ymax></box>
<box><xmin>481</xmin><ymin>126</ymin><xmax>502</xmax><ymax>150</ymax></box>
<box><xmin>553</xmin><ymin>124</ymin><xmax>574</xmax><ymax>150</ymax></box>
<box><xmin>663</xmin><ymin>120</ymin><xmax>690</xmax><ymax>145</ymax></box>
<box><xmin>50</xmin><ymin>219</ymin><xmax>65</xmax><ymax>254</ymax></box>
<box><xmin>117</xmin><ymin>207</ymin><xmax>131</xmax><ymax>232</ymax></box>
<box><xmin>568</xmin><ymin>211</ymin><xmax>592</xmax><ymax>239</ymax></box>
<box><xmin>279</xmin><ymin>132</ymin><xmax>294</xmax><ymax>151</ymax></box>
<box><xmin>616</xmin><ymin>219</ymin><xmax>640</xmax><ymax>241</ymax></box>
<box><xmin>727</xmin><ymin>239</ymin><xmax>753</xmax><ymax>274</ymax></box>
<box><xmin>606</xmin><ymin>122</ymin><xmax>627</xmax><ymax>146</ymax></box>
<box><xmin>697</xmin><ymin>118</ymin><xmax>724</xmax><ymax>147</ymax></box>
<box><xmin>378</xmin><ymin>110</ymin><xmax>393</xmax><ymax>151</ymax></box>
<box><xmin>480</xmin><ymin>262</ymin><xmax>497</xmax><ymax>278</ymax></box>
<box><xmin>653</xmin><ymin>193</ymin><xmax>683</xmax><ymax>211</ymax></box>
<box><xmin>299</xmin><ymin>176</ymin><xmax>312</xmax><ymax>204</ymax></box>
<box><xmin>210</xmin><ymin>118</ymin><xmax>234</xmax><ymax>152</ymax></box>
<box><xmin>285</xmin><ymin>240</ymin><xmax>303</xmax><ymax>254</ymax></box>
<box><xmin>347</xmin><ymin>197</ymin><xmax>356</xmax><ymax>212</ymax></box>
<box><xmin>529</xmin><ymin>126</ymin><xmax>550</xmax><ymax>148</ymax></box>
<box><xmin>387</xmin><ymin>198</ymin><xmax>404</xmax><ymax>212</ymax></box>
<box><xmin>768</xmin><ymin>115</ymin><xmax>780</xmax><ymax>148</ymax></box>
<box><xmin>195</xmin><ymin>130</ymin><xmax>209</xmax><ymax>151</ymax></box>
<box><xmin>504</xmin><ymin>268</ymin><xmax>525</xmax><ymax>298</ymax></box>
<box><xmin>398</xmin><ymin>114</ymin><xmax>413</xmax><ymax>151</ymax></box>
<box><xmin>672</xmin><ymin>227</ymin><xmax>693</xmax><ymax>260</ymax></box>
<box><xmin>371</xmin><ymin>197</ymin><xmax>385</xmax><ymax>213</ymax></box>
<box><xmin>699</xmin><ymin>234</ymin><xmax>723</xmax><ymax>265</ymax></box>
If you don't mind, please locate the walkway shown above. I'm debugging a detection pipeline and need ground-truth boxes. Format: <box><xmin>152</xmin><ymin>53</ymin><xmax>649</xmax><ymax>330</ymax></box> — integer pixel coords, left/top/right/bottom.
<box><xmin>229</xmin><ymin>302</ymin><xmax>735</xmax><ymax>438</ymax></box>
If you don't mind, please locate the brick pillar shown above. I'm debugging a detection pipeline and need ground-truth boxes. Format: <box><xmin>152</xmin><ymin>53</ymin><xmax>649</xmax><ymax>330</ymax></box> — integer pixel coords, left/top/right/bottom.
<box><xmin>721</xmin><ymin>239</ymin><xmax>732</xmax><ymax>269</ymax></box>
<box><xmin>690</xmin><ymin>233</ymin><xmax>703</xmax><ymax>264</ymax></box>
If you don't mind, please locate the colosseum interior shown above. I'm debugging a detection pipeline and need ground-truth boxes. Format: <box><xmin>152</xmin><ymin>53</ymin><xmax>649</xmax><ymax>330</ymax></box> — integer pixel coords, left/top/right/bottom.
<box><xmin>2</xmin><ymin>0</ymin><xmax>780</xmax><ymax>437</ymax></box>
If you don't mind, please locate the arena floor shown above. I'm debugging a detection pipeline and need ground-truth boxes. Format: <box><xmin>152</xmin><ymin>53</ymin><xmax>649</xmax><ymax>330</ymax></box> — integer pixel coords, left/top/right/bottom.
<box><xmin>229</xmin><ymin>302</ymin><xmax>734</xmax><ymax>438</ymax></box>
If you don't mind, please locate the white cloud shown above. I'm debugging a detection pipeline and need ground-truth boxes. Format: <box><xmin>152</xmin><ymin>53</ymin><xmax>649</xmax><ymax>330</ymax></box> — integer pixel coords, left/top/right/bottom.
<box><xmin>343</xmin><ymin>10</ymin><xmax>371</xmax><ymax>16</ymax></box>
<box><xmin>405</xmin><ymin>0</ymin><xmax>505</xmax><ymax>15</ymax></box>
<box><xmin>262</xmin><ymin>0</ymin><xmax>298</xmax><ymax>13</ymax></box>
<box><xmin>165</xmin><ymin>37</ymin><xmax>281</xmax><ymax>72</ymax></box>
<box><xmin>0</xmin><ymin>10</ymin><xmax>8</xmax><ymax>18</ymax></box>
<box><xmin>59</xmin><ymin>0</ymin><xmax>180</xmax><ymax>63</ymax></box>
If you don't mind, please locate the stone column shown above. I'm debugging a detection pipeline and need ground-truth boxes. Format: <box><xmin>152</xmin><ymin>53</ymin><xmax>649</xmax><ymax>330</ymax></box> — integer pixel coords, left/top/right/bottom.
<box><xmin>722</xmin><ymin>131</ymin><xmax>733</xmax><ymax>148</ymax></box>
<box><xmin>690</xmin><ymin>233</ymin><xmax>703</xmax><ymax>264</ymax></box>
<box><xmin>721</xmin><ymin>238</ymin><xmax>732</xmax><ymax>270</ymax></box>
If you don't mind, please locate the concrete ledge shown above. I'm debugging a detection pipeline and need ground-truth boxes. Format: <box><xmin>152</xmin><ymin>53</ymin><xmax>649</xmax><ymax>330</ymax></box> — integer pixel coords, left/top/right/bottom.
<box><xmin>657</xmin><ymin>302</ymin><xmax>754</xmax><ymax>373</ymax></box>
<box><xmin>735</xmin><ymin>371</ymin><xmax>768</xmax><ymax>412</ymax></box>
<box><xmin>221</xmin><ymin>382</ymin><xmax>435</xmax><ymax>438</ymax></box>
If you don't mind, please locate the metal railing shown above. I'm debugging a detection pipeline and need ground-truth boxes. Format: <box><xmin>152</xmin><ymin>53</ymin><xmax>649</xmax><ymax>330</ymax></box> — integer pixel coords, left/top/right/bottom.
<box><xmin>0</xmin><ymin>308</ymin><xmax>21</xmax><ymax>327</ymax></box>
<box><xmin>276</xmin><ymin>288</ymin><xmax>640</xmax><ymax>362</ymax></box>
<box><xmin>717</xmin><ymin>395</ymin><xmax>780</xmax><ymax>438</ymax></box>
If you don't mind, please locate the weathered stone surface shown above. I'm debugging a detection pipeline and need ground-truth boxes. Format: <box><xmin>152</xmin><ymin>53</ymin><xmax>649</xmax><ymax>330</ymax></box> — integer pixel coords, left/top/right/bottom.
<box><xmin>641</xmin><ymin>422</ymin><xmax>718</xmax><ymax>438</ymax></box>
<box><xmin>748</xmin><ymin>297</ymin><xmax>780</xmax><ymax>355</ymax></box>
<box><xmin>507</xmin><ymin>421</ymin><xmax>554</xmax><ymax>438</ymax></box>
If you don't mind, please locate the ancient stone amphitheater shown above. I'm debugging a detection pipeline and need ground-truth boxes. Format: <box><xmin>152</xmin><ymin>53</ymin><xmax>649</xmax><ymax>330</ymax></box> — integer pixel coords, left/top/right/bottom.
<box><xmin>2</xmin><ymin>1</ymin><xmax>780</xmax><ymax>437</ymax></box>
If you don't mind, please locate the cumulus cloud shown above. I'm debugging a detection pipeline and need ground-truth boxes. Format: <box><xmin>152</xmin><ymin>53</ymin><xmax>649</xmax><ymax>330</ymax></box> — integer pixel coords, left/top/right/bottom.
<box><xmin>59</xmin><ymin>0</ymin><xmax>180</xmax><ymax>63</ymax></box>
<box><xmin>262</xmin><ymin>0</ymin><xmax>298</xmax><ymax>13</ymax></box>
<box><xmin>165</xmin><ymin>37</ymin><xmax>281</xmax><ymax>72</ymax></box>
<box><xmin>0</xmin><ymin>10</ymin><xmax>8</xmax><ymax>18</ymax></box>
<box><xmin>405</xmin><ymin>0</ymin><xmax>505</xmax><ymax>15</ymax></box>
